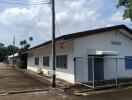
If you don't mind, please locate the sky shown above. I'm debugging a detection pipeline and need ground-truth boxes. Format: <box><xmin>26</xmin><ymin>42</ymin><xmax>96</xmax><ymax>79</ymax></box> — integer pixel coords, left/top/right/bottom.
<box><xmin>0</xmin><ymin>0</ymin><xmax>131</xmax><ymax>47</ymax></box>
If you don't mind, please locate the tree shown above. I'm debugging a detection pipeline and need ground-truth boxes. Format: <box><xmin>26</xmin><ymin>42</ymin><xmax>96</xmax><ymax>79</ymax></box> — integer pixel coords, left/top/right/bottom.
<box><xmin>117</xmin><ymin>0</ymin><xmax>132</xmax><ymax>21</ymax></box>
<box><xmin>0</xmin><ymin>45</ymin><xmax>19</xmax><ymax>62</ymax></box>
<box><xmin>19</xmin><ymin>37</ymin><xmax>33</xmax><ymax>53</ymax></box>
<box><xmin>29</xmin><ymin>37</ymin><xmax>33</xmax><ymax>46</ymax></box>
<box><xmin>7</xmin><ymin>45</ymin><xmax>19</xmax><ymax>56</ymax></box>
<box><xmin>19</xmin><ymin>40</ymin><xmax>30</xmax><ymax>54</ymax></box>
<box><xmin>25</xmin><ymin>44</ymin><xmax>30</xmax><ymax>49</ymax></box>
<box><xmin>18</xmin><ymin>39</ymin><xmax>31</xmax><ymax>68</ymax></box>
<box><xmin>29</xmin><ymin>37</ymin><xmax>33</xmax><ymax>42</ymax></box>
<box><xmin>23</xmin><ymin>40</ymin><xmax>27</xmax><ymax>45</ymax></box>
<box><xmin>0</xmin><ymin>47</ymin><xmax>7</xmax><ymax>62</ymax></box>
<box><xmin>20</xmin><ymin>41</ymin><xmax>24</xmax><ymax>47</ymax></box>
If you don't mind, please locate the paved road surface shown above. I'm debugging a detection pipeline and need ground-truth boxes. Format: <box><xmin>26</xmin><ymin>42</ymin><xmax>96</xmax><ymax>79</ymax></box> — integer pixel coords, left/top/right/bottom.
<box><xmin>0</xmin><ymin>63</ymin><xmax>132</xmax><ymax>100</ymax></box>
<box><xmin>0</xmin><ymin>87</ymin><xmax>132</xmax><ymax>100</ymax></box>
<box><xmin>0</xmin><ymin>63</ymin><xmax>50</xmax><ymax>93</ymax></box>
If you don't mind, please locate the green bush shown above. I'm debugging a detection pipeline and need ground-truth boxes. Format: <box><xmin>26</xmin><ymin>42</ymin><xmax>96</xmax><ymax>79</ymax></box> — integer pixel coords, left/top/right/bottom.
<box><xmin>16</xmin><ymin>60</ymin><xmax>23</xmax><ymax>69</ymax></box>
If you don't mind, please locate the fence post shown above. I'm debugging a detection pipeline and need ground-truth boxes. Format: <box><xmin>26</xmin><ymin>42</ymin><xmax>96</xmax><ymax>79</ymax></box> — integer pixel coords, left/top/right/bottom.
<box><xmin>115</xmin><ymin>58</ymin><xmax>118</xmax><ymax>86</ymax></box>
<box><xmin>73</xmin><ymin>57</ymin><xmax>76</xmax><ymax>82</ymax></box>
<box><xmin>92</xmin><ymin>56</ymin><xmax>95</xmax><ymax>89</ymax></box>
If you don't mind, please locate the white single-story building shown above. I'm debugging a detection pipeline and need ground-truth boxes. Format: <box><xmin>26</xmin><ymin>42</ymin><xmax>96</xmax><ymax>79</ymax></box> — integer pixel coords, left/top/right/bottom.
<box><xmin>8</xmin><ymin>53</ymin><xmax>19</xmax><ymax>65</ymax></box>
<box><xmin>26</xmin><ymin>25</ymin><xmax>132</xmax><ymax>84</ymax></box>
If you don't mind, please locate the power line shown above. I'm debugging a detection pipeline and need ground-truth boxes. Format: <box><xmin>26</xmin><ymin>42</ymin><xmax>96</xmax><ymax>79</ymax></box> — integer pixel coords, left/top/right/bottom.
<box><xmin>55</xmin><ymin>18</ymin><xmax>61</xmax><ymax>36</ymax></box>
<box><xmin>33</xmin><ymin>4</ymin><xmax>48</xmax><ymax>22</ymax></box>
<box><xmin>9</xmin><ymin>0</ymin><xmax>49</xmax><ymax>3</ymax></box>
<box><xmin>49</xmin><ymin>4</ymin><xmax>61</xmax><ymax>36</ymax></box>
<box><xmin>0</xmin><ymin>1</ymin><xmax>50</xmax><ymax>5</ymax></box>
<box><xmin>31</xmin><ymin>1</ymin><xmax>61</xmax><ymax>38</ymax></box>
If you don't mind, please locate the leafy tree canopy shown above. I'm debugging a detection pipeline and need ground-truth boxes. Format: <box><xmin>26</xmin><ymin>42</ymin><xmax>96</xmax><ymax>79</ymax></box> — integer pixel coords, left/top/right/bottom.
<box><xmin>0</xmin><ymin>45</ymin><xmax>19</xmax><ymax>62</ymax></box>
<box><xmin>29</xmin><ymin>37</ymin><xmax>33</xmax><ymax>42</ymax></box>
<box><xmin>19</xmin><ymin>39</ymin><xmax>32</xmax><ymax>54</ymax></box>
<box><xmin>117</xmin><ymin>0</ymin><xmax>132</xmax><ymax>21</ymax></box>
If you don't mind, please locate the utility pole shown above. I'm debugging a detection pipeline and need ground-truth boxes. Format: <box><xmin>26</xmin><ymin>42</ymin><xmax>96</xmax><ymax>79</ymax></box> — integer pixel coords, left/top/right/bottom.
<box><xmin>51</xmin><ymin>0</ymin><xmax>56</xmax><ymax>88</ymax></box>
<box><xmin>13</xmin><ymin>36</ymin><xmax>15</xmax><ymax>69</ymax></box>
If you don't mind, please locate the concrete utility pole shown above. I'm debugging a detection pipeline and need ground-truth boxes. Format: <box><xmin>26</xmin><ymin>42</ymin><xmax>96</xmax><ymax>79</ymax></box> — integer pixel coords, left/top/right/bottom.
<box><xmin>13</xmin><ymin>36</ymin><xmax>15</xmax><ymax>69</ymax></box>
<box><xmin>51</xmin><ymin>0</ymin><xmax>56</xmax><ymax>88</ymax></box>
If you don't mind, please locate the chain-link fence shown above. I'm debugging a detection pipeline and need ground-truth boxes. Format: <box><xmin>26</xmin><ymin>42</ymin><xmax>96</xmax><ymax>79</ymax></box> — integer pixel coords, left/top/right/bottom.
<box><xmin>74</xmin><ymin>56</ymin><xmax>132</xmax><ymax>89</ymax></box>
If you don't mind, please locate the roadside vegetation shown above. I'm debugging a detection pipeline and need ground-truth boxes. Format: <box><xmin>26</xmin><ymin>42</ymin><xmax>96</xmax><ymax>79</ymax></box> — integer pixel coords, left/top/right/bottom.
<box><xmin>117</xmin><ymin>0</ymin><xmax>132</xmax><ymax>21</ymax></box>
<box><xmin>17</xmin><ymin>37</ymin><xmax>33</xmax><ymax>68</ymax></box>
<box><xmin>0</xmin><ymin>37</ymin><xmax>33</xmax><ymax>69</ymax></box>
<box><xmin>0</xmin><ymin>45</ymin><xmax>19</xmax><ymax>62</ymax></box>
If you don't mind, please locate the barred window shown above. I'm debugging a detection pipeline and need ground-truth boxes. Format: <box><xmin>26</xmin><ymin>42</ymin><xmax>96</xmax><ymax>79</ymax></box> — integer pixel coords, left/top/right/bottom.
<box><xmin>56</xmin><ymin>55</ymin><xmax>68</xmax><ymax>69</ymax></box>
<box><xmin>43</xmin><ymin>56</ymin><xmax>49</xmax><ymax>67</ymax></box>
<box><xmin>35</xmin><ymin>57</ymin><xmax>39</xmax><ymax>66</ymax></box>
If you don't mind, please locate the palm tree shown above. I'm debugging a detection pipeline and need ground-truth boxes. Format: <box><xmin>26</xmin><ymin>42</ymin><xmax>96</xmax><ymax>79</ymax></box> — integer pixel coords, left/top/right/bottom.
<box><xmin>29</xmin><ymin>37</ymin><xmax>33</xmax><ymax>45</ymax></box>
<box><xmin>23</xmin><ymin>40</ymin><xmax>27</xmax><ymax>45</ymax></box>
<box><xmin>25</xmin><ymin>44</ymin><xmax>30</xmax><ymax>50</ymax></box>
<box><xmin>20</xmin><ymin>41</ymin><xmax>24</xmax><ymax>48</ymax></box>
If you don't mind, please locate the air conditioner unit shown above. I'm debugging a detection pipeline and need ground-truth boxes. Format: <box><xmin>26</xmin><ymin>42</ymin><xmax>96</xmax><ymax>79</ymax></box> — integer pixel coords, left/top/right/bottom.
<box><xmin>36</xmin><ymin>68</ymin><xmax>42</xmax><ymax>74</ymax></box>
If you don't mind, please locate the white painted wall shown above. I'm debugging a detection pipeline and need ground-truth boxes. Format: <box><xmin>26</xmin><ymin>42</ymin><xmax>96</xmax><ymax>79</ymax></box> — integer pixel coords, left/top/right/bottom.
<box><xmin>27</xmin><ymin>40</ymin><xmax>75</xmax><ymax>83</ymax></box>
<box><xmin>27</xmin><ymin>29</ymin><xmax>132</xmax><ymax>84</ymax></box>
<box><xmin>73</xmin><ymin>30</ymin><xmax>132</xmax><ymax>82</ymax></box>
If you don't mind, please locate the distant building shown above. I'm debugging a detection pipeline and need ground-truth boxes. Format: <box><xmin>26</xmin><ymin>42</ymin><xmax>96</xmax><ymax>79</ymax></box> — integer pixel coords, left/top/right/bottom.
<box><xmin>8</xmin><ymin>53</ymin><xmax>19</xmax><ymax>65</ymax></box>
<box><xmin>0</xmin><ymin>43</ymin><xmax>4</xmax><ymax>47</ymax></box>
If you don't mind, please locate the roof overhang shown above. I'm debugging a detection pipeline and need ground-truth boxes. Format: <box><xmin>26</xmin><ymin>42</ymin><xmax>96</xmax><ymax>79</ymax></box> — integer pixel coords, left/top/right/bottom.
<box><xmin>117</xmin><ymin>29</ymin><xmax>132</xmax><ymax>40</ymax></box>
<box><xmin>8</xmin><ymin>53</ymin><xmax>18</xmax><ymax>59</ymax></box>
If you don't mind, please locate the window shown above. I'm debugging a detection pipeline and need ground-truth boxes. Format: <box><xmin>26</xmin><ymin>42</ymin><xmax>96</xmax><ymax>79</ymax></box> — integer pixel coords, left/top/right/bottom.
<box><xmin>125</xmin><ymin>56</ymin><xmax>132</xmax><ymax>69</ymax></box>
<box><xmin>43</xmin><ymin>56</ymin><xmax>49</xmax><ymax>67</ymax></box>
<box><xmin>35</xmin><ymin>57</ymin><xmax>39</xmax><ymax>66</ymax></box>
<box><xmin>56</xmin><ymin>55</ymin><xmax>68</xmax><ymax>69</ymax></box>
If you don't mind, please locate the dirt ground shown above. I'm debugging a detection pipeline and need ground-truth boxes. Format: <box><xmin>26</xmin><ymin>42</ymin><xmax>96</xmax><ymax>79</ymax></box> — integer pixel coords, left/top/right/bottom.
<box><xmin>0</xmin><ymin>87</ymin><xmax>132</xmax><ymax>100</ymax></box>
<box><xmin>1</xmin><ymin>63</ymin><xmax>132</xmax><ymax>100</ymax></box>
<box><xmin>0</xmin><ymin>63</ymin><xmax>50</xmax><ymax>93</ymax></box>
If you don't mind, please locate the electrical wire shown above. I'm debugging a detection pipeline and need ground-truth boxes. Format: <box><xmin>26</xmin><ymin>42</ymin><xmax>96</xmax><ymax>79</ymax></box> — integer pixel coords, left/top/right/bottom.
<box><xmin>0</xmin><ymin>0</ymin><xmax>50</xmax><ymax>5</ymax></box>
<box><xmin>49</xmin><ymin>3</ymin><xmax>61</xmax><ymax>37</ymax></box>
<box><xmin>8</xmin><ymin>0</ymin><xmax>51</xmax><ymax>4</ymax></box>
<box><xmin>1</xmin><ymin>0</ymin><xmax>61</xmax><ymax>38</ymax></box>
<box><xmin>33</xmin><ymin>5</ymin><xmax>47</xmax><ymax>22</ymax></box>
<box><xmin>9</xmin><ymin>0</ymin><xmax>47</xmax><ymax>3</ymax></box>
<box><xmin>55</xmin><ymin>18</ymin><xmax>61</xmax><ymax>36</ymax></box>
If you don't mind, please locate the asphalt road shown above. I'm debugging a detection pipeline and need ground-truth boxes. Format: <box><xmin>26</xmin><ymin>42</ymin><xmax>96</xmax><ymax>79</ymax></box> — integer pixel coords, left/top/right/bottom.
<box><xmin>0</xmin><ymin>63</ymin><xmax>50</xmax><ymax>93</ymax></box>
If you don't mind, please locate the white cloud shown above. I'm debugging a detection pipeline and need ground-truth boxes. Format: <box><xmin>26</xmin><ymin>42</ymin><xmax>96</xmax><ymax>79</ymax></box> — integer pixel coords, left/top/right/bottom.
<box><xmin>64</xmin><ymin>0</ymin><xmax>86</xmax><ymax>8</ymax></box>
<box><xmin>0</xmin><ymin>4</ymin><xmax>51</xmax><ymax>46</ymax></box>
<box><xmin>106</xmin><ymin>24</ymin><xmax>114</xmax><ymax>27</ymax></box>
<box><xmin>0</xmin><ymin>0</ymin><xmax>131</xmax><ymax>46</ymax></box>
<box><xmin>109</xmin><ymin>11</ymin><xmax>130</xmax><ymax>22</ymax></box>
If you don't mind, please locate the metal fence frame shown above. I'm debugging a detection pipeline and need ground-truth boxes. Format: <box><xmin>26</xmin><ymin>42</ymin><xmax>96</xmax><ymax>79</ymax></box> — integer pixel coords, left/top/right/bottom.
<box><xmin>74</xmin><ymin>56</ymin><xmax>132</xmax><ymax>89</ymax></box>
